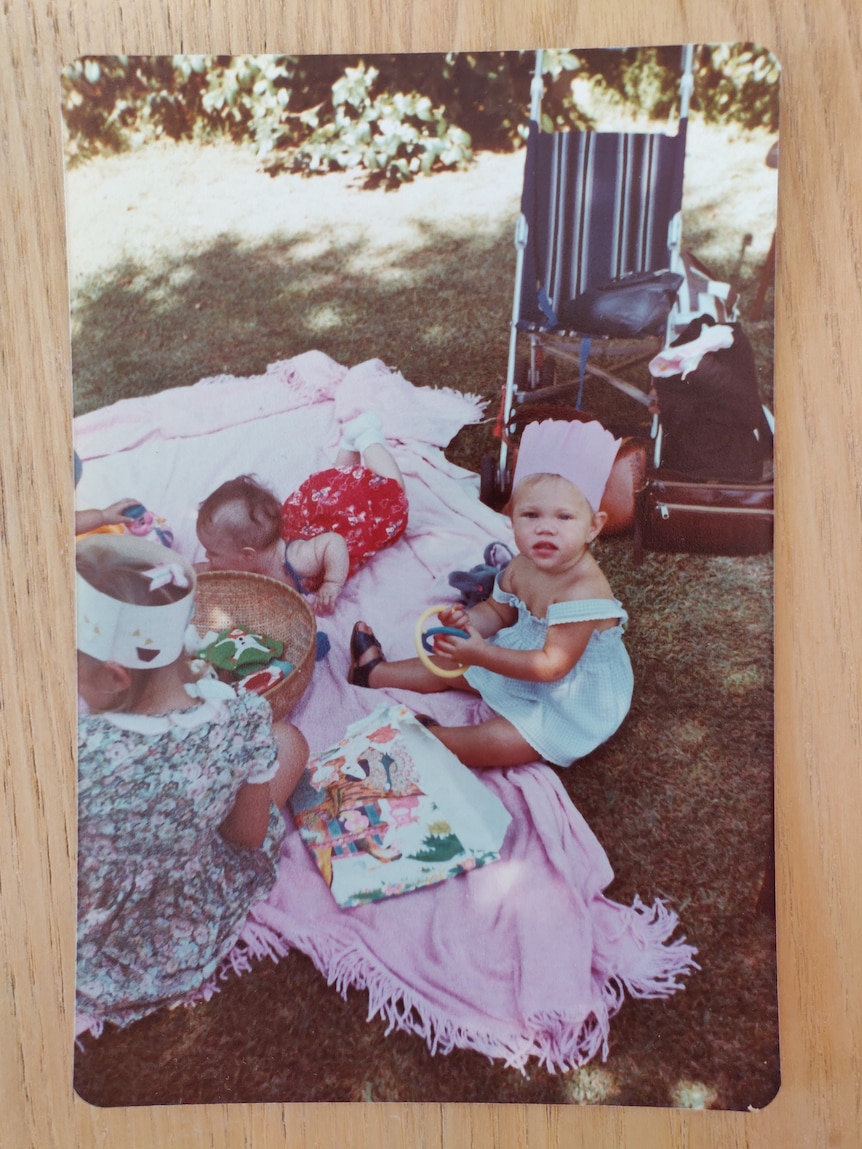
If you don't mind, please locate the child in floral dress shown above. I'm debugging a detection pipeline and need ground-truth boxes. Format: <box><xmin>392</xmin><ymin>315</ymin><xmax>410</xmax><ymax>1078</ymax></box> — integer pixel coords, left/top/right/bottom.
<box><xmin>75</xmin><ymin>534</ymin><xmax>308</xmax><ymax>1031</ymax></box>
<box><xmin>196</xmin><ymin>412</ymin><xmax>408</xmax><ymax>614</ymax></box>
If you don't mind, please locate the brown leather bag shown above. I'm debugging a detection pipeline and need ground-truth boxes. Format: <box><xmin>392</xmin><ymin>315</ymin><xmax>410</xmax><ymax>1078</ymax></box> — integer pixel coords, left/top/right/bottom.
<box><xmin>599</xmin><ymin>438</ymin><xmax>648</xmax><ymax>535</ymax></box>
<box><xmin>634</xmin><ymin>470</ymin><xmax>774</xmax><ymax>560</ymax></box>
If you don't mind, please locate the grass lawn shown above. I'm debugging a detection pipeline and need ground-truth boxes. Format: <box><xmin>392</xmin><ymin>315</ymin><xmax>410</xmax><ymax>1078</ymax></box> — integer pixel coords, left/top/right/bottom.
<box><xmin>69</xmin><ymin>121</ymin><xmax>778</xmax><ymax>1110</ymax></box>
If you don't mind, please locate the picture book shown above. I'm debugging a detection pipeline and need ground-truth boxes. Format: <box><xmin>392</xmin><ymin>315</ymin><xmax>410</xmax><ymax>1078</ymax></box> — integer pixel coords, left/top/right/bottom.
<box><xmin>289</xmin><ymin>704</ymin><xmax>512</xmax><ymax>907</ymax></box>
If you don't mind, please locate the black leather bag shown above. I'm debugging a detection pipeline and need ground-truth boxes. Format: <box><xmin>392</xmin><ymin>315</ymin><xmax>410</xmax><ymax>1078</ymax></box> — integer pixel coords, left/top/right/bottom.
<box><xmin>653</xmin><ymin>316</ymin><xmax>774</xmax><ymax>482</ymax></box>
<box><xmin>557</xmin><ymin>270</ymin><xmax>684</xmax><ymax>337</ymax></box>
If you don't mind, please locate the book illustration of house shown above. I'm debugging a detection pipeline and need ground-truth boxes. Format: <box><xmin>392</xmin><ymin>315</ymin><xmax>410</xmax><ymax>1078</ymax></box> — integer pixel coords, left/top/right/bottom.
<box><xmin>290</xmin><ymin>705</ymin><xmax>513</xmax><ymax>907</ymax></box>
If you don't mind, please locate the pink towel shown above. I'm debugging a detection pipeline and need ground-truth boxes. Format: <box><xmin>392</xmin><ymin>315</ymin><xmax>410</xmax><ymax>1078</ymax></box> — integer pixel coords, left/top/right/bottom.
<box><xmin>74</xmin><ymin>352</ymin><xmax>697</xmax><ymax>1067</ymax></box>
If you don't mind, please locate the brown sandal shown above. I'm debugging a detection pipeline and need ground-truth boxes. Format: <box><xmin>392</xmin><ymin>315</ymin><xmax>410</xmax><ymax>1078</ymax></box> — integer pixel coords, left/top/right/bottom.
<box><xmin>348</xmin><ymin>622</ymin><xmax>385</xmax><ymax>688</ymax></box>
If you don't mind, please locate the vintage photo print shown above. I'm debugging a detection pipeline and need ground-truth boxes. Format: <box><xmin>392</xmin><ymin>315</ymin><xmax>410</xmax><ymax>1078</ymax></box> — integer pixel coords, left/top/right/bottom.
<box><xmin>65</xmin><ymin>47</ymin><xmax>779</xmax><ymax>1108</ymax></box>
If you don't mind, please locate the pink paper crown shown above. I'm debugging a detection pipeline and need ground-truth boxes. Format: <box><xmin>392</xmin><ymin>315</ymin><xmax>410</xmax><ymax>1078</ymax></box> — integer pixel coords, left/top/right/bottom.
<box><xmin>512</xmin><ymin>419</ymin><xmax>622</xmax><ymax>512</ymax></box>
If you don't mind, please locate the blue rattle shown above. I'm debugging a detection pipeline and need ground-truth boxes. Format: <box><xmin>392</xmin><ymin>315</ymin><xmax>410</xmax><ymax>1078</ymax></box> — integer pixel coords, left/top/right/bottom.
<box><xmin>414</xmin><ymin>605</ymin><xmax>469</xmax><ymax>678</ymax></box>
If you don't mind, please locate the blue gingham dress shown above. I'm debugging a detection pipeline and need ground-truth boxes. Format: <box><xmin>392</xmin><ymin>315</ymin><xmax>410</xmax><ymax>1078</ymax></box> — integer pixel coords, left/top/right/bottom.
<box><xmin>464</xmin><ymin>578</ymin><xmax>634</xmax><ymax>767</ymax></box>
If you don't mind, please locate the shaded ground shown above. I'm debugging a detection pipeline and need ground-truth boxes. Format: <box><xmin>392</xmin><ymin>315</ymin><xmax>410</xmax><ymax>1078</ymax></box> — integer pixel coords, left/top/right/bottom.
<box><xmin>68</xmin><ymin>120</ymin><xmax>778</xmax><ymax>1110</ymax></box>
<box><xmin>67</xmin><ymin>121</ymin><xmax>778</xmax><ymax>429</ymax></box>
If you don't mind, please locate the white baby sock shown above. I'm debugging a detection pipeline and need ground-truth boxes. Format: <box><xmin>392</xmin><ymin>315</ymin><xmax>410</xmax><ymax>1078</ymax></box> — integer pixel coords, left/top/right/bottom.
<box><xmin>340</xmin><ymin>411</ymin><xmax>386</xmax><ymax>455</ymax></box>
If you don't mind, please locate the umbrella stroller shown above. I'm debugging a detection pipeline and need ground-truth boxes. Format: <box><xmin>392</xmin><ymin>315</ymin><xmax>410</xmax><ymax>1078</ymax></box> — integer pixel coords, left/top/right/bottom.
<box><xmin>480</xmin><ymin>47</ymin><xmax>773</xmax><ymax>557</ymax></box>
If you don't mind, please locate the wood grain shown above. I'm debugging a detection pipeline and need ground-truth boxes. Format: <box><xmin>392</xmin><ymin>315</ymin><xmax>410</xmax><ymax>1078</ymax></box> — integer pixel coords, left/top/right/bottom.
<box><xmin>2</xmin><ymin>0</ymin><xmax>859</xmax><ymax>1145</ymax></box>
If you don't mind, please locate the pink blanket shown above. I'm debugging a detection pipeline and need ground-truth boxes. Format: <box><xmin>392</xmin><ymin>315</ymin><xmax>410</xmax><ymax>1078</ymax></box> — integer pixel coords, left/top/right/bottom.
<box><xmin>75</xmin><ymin>353</ymin><xmax>696</xmax><ymax>1069</ymax></box>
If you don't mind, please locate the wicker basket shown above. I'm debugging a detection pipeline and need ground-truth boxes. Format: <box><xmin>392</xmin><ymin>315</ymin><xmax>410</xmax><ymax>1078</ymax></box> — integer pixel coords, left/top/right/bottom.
<box><xmin>192</xmin><ymin>571</ymin><xmax>317</xmax><ymax>721</ymax></box>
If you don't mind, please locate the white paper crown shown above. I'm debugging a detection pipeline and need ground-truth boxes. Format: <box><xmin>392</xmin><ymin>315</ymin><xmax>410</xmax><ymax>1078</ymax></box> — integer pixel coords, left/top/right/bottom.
<box><xmin>512</xmin><ymin>419</ymin><xmax>622</xmax><ymax>512</ymax></box>
<box><xmin>76</xmin><ymin>536</ymin><xmax>196</xmax><ymax>670</ymax></box>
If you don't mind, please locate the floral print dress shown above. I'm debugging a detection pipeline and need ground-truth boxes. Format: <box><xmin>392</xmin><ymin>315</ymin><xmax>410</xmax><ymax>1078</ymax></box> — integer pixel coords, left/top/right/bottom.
<box><xmin>281</xmin><ymin>464</ymin><xmax>409</xmax><ymax>578</ymax></box>
<box><xmin>76</xmin><ymin>692</ymin><xmax>285</xmax><ymax>1030</ymax></box>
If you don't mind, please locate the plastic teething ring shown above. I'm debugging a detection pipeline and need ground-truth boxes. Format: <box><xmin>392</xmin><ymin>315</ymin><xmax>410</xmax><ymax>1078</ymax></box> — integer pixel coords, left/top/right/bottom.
<box><xmin>415</xmin><ymin>605</ymin><xmax>469</xmax><ymax>678</ymax></box>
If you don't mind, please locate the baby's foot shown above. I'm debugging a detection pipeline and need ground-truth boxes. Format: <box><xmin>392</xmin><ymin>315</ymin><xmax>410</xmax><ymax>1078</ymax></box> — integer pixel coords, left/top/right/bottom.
<box><xmin>340</xmin><ymin>411</ymin><xmax>385</xmax><ymax>454</ymax></box>
<box><xmin>348</xmin><ymin>621</ymin><xmax>386</xmax><ymax>688</ymax></box>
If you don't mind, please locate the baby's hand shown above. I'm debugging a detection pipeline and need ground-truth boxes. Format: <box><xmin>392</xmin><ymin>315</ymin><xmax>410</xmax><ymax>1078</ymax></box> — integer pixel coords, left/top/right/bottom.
<box><xmin>437</xmin><ymin>604</ymin><xmax>471</xmax><ymax>631</ymax></box>
<box><xmin>314</xmin><ymin>581</ymin><xmax>342</xmax><ymax>615</ymax></box>
<box><xmin>102</xmin><ymin>498</ymin><xmax>144</xmax><ymax>526</ymax></box>
<box><xmin>432</xmin><ymin>621</ymin><xmax>485</xmax><ymax>667</ymax></box>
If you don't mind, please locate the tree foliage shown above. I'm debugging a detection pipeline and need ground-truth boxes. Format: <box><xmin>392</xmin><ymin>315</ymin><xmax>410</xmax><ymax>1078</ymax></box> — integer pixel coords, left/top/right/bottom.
<box><xmin>694</xmin><ymin>43</ymin><xmax>781</xmax><ymax>129</ymax></box>
<box><xmin>61</xmin><ymin>47</ymin><xmax>779</xmax><ymax>185</ymax></box>
<box><xmin>579</xmin><ymin>43</ymin><xmax>780</xmax><ymax>130</ymax></box>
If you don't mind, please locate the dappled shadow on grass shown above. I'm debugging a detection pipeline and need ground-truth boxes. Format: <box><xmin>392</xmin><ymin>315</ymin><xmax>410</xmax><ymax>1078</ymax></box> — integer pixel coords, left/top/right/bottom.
<box><xmin>557</xmin><ymin>542</ymin><xmax>778</xmax><ymax>1111</ymax></box>
<box><xmin>71</xmin><ymin>221</ymin><xmax>516</xmax><ymax>420</ymax></box>
<box><xmin>73</xmin><ymin>948</ymin><xmax>576</xmax><ymax>1107</ymax></box>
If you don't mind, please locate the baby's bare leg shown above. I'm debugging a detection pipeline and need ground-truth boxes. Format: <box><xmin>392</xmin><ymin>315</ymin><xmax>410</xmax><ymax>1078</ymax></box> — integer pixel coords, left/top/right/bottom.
<box><xmin>367</xmin><ymin>654</ymin><xmax>459</xmax><ymax>694</ymax></box>
<box><xmin>350</xmin><ymin>620</ymin><xmax>466</xmax><ymax>693</ymax></box>
<box><xmin>361</xmin><ymin>442</ymin><xmax>405</xmax><ymax>490</ymax></box>
<box><xmin>270</xmin><ymin>723</ymin><xmax>310</xmax><ymax>807</ymax></box>
<box><xmin>335</xmin><ymin>447</ymin><xmax>361</xmax><ymax>467</ymax></box>
<box><xmin>338</xmin><ymin>411</ymin><xmax>405</xmax><ymax>488</ymax></box>
<box><xmin>428</xmin><ymin>717</ymin><xmax>539</xmax><ymax>768</ymax></box>
<box><xmin>334</xmin><ymin>442</ymin><xmax>404</xmax><ymax>492</ymax></box>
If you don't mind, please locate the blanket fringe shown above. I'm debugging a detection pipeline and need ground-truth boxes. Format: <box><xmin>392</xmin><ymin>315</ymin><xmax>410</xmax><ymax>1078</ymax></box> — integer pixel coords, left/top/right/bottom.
<box><xmin>292</xmin><ymin>892</ymin><xmax>697</xmax><ymax>1076</ymax></box>
<box><xmin>303</xmin><ymin>934</ymin><xmax>609</xmax><ymax>1074</ymax></box>
<box><xmin>191</xmin><ymin>908</ymin><xmax>293</xmax><ymax>1004</ymax></box>
<box><xmin>74</xmin><ymin>1015</ymin><xmax>105</xmax><ymax>1048</ymax></box>
<box><xmin>75</xmin><ymin>895</ymin><xmax>697</xmax><ymax>1072</ymax></box>
<box><xmin>607</xmin><ymin>895</ymin><xmax>701</xmax><ymax>1000</ymax></box>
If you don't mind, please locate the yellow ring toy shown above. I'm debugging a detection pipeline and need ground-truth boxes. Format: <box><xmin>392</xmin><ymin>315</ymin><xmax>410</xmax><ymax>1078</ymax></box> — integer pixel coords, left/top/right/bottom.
<box><xmin>414</xmin><ymin>604</ymin><xmax>469</xmax><ymax>678</ymax></box>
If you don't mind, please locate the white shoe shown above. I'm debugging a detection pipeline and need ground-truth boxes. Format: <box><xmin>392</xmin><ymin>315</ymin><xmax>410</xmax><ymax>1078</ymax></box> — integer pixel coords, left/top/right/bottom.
<box><xmin>340</xmin><ymin>411</ymin><xmax>385</xmax><ymax>454</ymax></box>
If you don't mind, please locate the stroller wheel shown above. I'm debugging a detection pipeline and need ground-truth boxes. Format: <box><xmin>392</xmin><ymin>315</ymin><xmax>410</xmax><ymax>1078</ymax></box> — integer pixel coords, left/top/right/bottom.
<box><xmin>480</xmin><ymin>453</ymin><xmax>508</xmax><ymax>511</ymax></box>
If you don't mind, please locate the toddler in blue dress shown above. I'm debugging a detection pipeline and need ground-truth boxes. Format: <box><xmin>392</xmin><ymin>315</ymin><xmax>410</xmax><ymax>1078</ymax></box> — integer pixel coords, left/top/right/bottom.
<box><xmin>348</xmin><ymin>419</ymin><xmax>633</xmax><ymax>769</ymax></box>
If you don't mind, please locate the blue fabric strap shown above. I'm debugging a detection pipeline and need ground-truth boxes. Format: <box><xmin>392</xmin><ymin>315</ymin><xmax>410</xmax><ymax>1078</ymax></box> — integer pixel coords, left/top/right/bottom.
<box><xmin>537</xmin><ymin>285</ymin><xmax>558</xmax><ymax>330</ymax></box>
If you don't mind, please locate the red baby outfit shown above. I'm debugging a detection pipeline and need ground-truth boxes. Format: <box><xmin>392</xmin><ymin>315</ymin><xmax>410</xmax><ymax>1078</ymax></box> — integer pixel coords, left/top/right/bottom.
<box><xmin>281</xmin><ymin>465</ymin><xmax>408</xmax><ymax>578</ymax></box>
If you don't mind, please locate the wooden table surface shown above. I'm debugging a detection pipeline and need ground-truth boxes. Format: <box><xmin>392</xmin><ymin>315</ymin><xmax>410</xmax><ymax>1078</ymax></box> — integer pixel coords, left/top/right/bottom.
<box><xmin>2</xmin><ymin>1</ymin><xmax>858</xmax><ymax>1146</ymax></box>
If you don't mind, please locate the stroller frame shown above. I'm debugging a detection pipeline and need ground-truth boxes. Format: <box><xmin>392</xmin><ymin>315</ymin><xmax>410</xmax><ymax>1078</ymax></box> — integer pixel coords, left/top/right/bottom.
<box><xmin>482</xmin><ymin>46</ymin><xmax>739</xmax><ymax>508</ymax></box>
